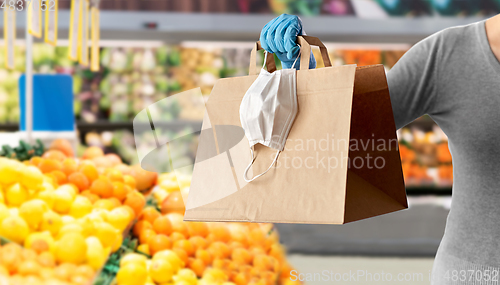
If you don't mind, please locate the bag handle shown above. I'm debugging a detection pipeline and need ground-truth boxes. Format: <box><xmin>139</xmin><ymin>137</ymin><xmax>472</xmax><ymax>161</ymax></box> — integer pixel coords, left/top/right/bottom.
<box><xmin>249</xmin><ymin>42</ymin><xmax>277</xmax><ymax>75</ymax></box>
<box><xmin>297</xmin><ymin>35</ymin><xmax>332</xmax><ymax>69</ymax></box>
<box><xmin>248</xmin><ymin>36</ymin><xmax>332</xmax><ymax>75</ymax></box>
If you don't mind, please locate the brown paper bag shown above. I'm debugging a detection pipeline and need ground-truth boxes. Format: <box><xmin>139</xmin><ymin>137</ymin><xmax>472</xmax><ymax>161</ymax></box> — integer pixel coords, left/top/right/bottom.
<box><xmin>184</xmin><ymin>36</ymin><xmax>407</xmax><ymax>224</ymax></box>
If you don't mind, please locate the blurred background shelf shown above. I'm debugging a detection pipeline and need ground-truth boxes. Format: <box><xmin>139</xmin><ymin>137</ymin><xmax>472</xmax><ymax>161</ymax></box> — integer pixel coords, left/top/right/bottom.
<box><xmin>1</xmin><ymin>12</ymin><xmax>488</xmax><ymax>43</ymax></box>
<box><xmin>0</xmin><ymin>120</ymin><xmax>203</xmax><ymax>132</ymax></box>
<box><xmin>406</xmin><ymin>187</ymin><xmax>452</xmax><ymax>196</ymax></box>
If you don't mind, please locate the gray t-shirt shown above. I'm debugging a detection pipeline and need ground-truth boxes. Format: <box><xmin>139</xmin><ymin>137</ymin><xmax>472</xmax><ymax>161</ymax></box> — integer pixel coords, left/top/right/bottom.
<box><xmin>388</xmin><ymin>20</ymin><xmax>500</xmax><ymax>284</ymax></box>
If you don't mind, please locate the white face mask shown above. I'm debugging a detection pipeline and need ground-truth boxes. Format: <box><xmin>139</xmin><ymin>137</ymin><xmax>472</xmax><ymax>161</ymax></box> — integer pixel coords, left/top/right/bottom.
<box><xmin>239</xmin><ymin>52</ymin><xmax>299</xmax><ymax>182</ymax></box>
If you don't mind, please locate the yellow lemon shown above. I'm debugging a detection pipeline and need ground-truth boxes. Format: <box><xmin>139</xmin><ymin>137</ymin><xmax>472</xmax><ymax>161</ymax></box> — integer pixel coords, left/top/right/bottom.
<box><xmin>106</xmin><ymin>207</ymin><xmax>131</xmax><ymax>232</ymax></box>
<box><xmin>159</xmin><ymin>180</ymin><xmax>180</xmax><ymax>193</ymax></box>
<box><xmin>24</xmin><ymin>231</ymin><xmax>55</xmax><ymax>254</ymax></box>
<box><xmin>91</xmin><ymin>209</ymin><xmax>111</xmax><ymax>223</ymax></box>
<box><xmin>202</xmin><ymin>268</ymin><xmax>228</xmax><ymax>283</ymax></box>
<box><xmin>5</xmin><ymin>183</ymin><xmax>29</xmax><ymax>207</ymax></box>
<box><xmin>116</xmin><ymin>263</ymin><xmax>148</xmax><ymax>285</ymax></box>
<box><xmin>177</xmin><ymin>175</ymin><xmax>191</xmax><ymax>189</ymax></box>
<box><xmin>76</xmin><ymin>216</ymin><xmax>96</xmax><ymax>237</ymax></box>
<box><xmin>40</xmin><ymin>211</ymin><xmax>63</xmax><ymax>237</ymax></box>
<box><xmin>173</xmin><ymin>269</ymin><xmax>198</xmax><ymax>285</ymax></box>
<box><xmin>0</xmin><ymin>159</ymin><xmax>22</xmax><ymax>185</ymax></box>
<box><xmin>94</xmin><ymin>222</ymin><xmax>119</xmax><ymax>248</ymax></box>
<box><xmin>0</xmin><ymin>215</ymin><xmax>30</xmax><ymax>243</ymax></box>
<box><xmin>85</xmin><ymin>237</ymin><xmax>107</xmax><ymax>270</ymax></box>
<box><xmin>93</xmin><ymin>199</ymin><xmax>115</xmax><ymax>211</ymax></box>
<box><xmin>111</xmin><ymin>233</ymin><xmax>123</xmax><ymax>253</ymax></box>
<box><xmin>53</xmin><ymin>189</ymin><xmax>74</xmax><ymax>214</ymax></box>
<box><xmin>0</xmin><ymin>204</ymin><xmax>9</xmax><ymax>222</ymax></box>
<box><xmin>57</xmin><ymin>223</ymin><xmax>84</xmax><ymax>239</ymax></box>
<box><xmin>120</xmin><ymin>253</ymin><xmax>148</xmax><ymax>268</ymax></box>
<box><xmin>19</xmin><ymin>199</ymin><xmax>49</xmax><ymax>230</ymax></box>
<box><xmin>43</xmin><ymin>175</ymin><xmax>57</xmax><ymax>188</ymax></box>
<box><xmin>56</xmin><ymin>184</ymin><xmax>78</xmax><ymax>200</ymax></box>
<box><xmin>69</xmin><ymin>196</ymin><xmax>92</xmax><ymax>218</ymax></box>
<box><xmin>34</xmin><ymin>190</ymin><xmax>55</xmax><ymax>209</ymax></box>
<box><xmin>137</xmin><ymin>244</ymin><xmax>150</xmax><ymax>256</ymax></box>
<box><xmin>18</xmin><ymin>259</ymin><xmax>42</xmax><ymax>276</ymax></box>
<box><xmin>61</xmin><ymin>215</ymin><xmax>76</xmax><ymax>224</ymax></box>
<box><xmin>0</xmin><ymin>264</ymin><xmax>9</xmax><ymax>275</ymax></box>
<box><xmin>153</xmin><ymin>250</ymin><xmax>185</xmax><ymax>272</ymax></box>
<box><xmin>37</xmin><ymin>181</ymin><xmax>55</xmax><ymax>192</ymax></box>
<box><xmin>149</xmin><ymin>258</ymin><xmax>174</xmax><ymax>284</ymax></box>
<box><xmin>175</xmin><ymin>281</ymin><xmax>195</xmax><ymax>285</ymax></box>
<box><xmin>54</xmin><ymin>232</ymin><xmax>87</xmax><ymax>264</ymax></box>
<box><xmin>152</xmin><ymin>186</ymin><xmax>168</xmax><ymax>203</ymax></box>
<box><xmin>0</xmin><ymin>187</ymin><xmax>4</xmax><ymax>204</ymax></box>
<box><xmin>21</xmin><ymin>166</ymin><xmax>44</xmax><ymax>190</ymax></box>
<box><xmin>8</xmin><ymin>207</ymin><xmax>18</xmax><ymax>216</ymax></box>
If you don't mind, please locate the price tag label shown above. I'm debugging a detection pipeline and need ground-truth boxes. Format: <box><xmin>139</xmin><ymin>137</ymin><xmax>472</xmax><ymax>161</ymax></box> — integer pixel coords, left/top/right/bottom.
<box><xmin>4</xmin><ymin>8</ymin><xmax>15</xmax><ymax>69</ymax></box>
<box><xmin>68</xmin><ymin>0</ymin><xmax>82</xmax><ymax>60</ymax></box>
<box><xmin>28</xmin><ymin>0</ymin><xmax>42</xmax><ymax>37</ymax></box>
<box><xmin>90</xmin><ymin>5</ymin><xmax>99</xmax><ymax>71</ymax></box>
<box><xmin>45</xmin><ymin>0</ymin><xmax>58</xmax><ymax>45</ymax></box>
<box><xmin>79</xmin><ymin>0</ymin><xmax>89</xmax><ymax>66</ymax></box>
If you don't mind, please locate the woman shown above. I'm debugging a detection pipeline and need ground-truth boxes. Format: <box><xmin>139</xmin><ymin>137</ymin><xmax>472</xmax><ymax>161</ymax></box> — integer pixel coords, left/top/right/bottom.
<box><xmin>260</xmin><ymin>14</ymin><xmax>500</xmax><ymax>284</ymax></box>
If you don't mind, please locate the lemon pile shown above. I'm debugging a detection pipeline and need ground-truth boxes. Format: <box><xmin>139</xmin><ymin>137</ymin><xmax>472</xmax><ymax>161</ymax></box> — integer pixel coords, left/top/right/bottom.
<box><xmin>0</xmin><ymin>242</ymin><xmax>96</xmax><ymax>285</ymax></box>
<box><xmin>0</xmin><ymin>157</ymin><xmax>140</xmax><ymax>284</ymax></box>
<box><xmin>117</xmin><ymin>251</ymin><xmax>238</xmax><ymax>285</ymax></box>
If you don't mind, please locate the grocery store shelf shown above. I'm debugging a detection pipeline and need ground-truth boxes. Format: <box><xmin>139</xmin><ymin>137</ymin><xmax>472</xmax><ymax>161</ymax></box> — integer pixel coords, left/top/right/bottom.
<box><xmin>0</xmin><ymin>12</ymin><xmax>488</xmax><ymax>43</ymax></box>
<box><xmin>406</xmin><ymin>187</ymin><xmax>452</xmax><ymax>196</ymax></box>
<box><xmin>77</xmin><ymin>120</ymin><xmax>202</xmax><ymax>132</ymax></box>
<box><xmin>0</xmin><ymin>120</ymin><xmax>203</xmax><ymax>132</ymax></box>
<box><xmin>0</xmin><ymin>123</ymin><xmax>18</xmax><ymax>132</ymax></box>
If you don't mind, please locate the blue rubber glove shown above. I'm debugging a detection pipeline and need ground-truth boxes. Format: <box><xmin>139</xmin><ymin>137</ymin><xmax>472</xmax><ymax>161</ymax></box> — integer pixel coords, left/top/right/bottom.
<box><xmin>260</xmin><ymin>14</ymin><xmax>317</xmax><ymax>70</ymax></box>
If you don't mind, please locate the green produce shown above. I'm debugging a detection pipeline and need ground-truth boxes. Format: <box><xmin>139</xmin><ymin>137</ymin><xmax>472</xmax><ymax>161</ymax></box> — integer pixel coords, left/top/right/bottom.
<box><xmin>0</xmin><ymin>140</ymin><xmax>44</xmax><ymax>161</ymax></box>
<box><xmin>167</xmin><ymin>48</ymin><xmax>181</xmax><ymax>66</ymax></box>
<box><xmin>156</xmin><ymin>46</ymin><xmax>169</xmax><ymax>66</ymax></box>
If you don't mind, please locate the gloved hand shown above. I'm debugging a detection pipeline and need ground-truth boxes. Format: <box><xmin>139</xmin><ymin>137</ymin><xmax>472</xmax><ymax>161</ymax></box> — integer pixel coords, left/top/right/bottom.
<box><xmin>260</xmin><ymin>14</ymin><xmax>317</xmax><ymax>70</ymax></box>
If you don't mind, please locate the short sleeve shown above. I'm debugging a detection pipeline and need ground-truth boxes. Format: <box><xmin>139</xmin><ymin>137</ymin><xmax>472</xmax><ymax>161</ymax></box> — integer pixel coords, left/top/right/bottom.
<box><xmin>387</xmin><ymin>32</ymin><xmax>443</xmax><ymax>130</ymax></box>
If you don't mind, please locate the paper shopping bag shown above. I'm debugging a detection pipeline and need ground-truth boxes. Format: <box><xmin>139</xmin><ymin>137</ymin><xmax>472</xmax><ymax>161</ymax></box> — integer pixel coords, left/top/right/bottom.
<box><xmin>184</xmin><ymin>36</ymin><xmax>407</xmax><ymax>224</ymax></box>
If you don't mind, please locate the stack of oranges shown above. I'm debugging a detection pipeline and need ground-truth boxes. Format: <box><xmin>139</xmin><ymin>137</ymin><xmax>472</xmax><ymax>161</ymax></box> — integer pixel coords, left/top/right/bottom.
<box><xmin>122</xmin><ymin>173</ymin><xmax>301</xmax><ymax>285</ymax></box>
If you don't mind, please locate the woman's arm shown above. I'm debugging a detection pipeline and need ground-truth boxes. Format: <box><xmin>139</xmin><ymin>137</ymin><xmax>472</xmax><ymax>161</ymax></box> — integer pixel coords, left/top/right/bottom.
<box><xmin>387</xmin><ymin>32</ymin><xmax>443</xmax><ymax>129</ymax></box>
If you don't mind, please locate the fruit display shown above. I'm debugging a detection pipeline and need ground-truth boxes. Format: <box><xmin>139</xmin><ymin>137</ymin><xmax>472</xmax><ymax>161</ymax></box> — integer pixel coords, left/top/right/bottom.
<box><xmin>398</xmin><ymin>124</ymin><xmax>453</xmax><ymax>187</ymax></box>
<box><xmin>0</xmin><ymin>141</ymin><xmax>160</xmax><ymax>284</ymax></box>
<box><xmin>113</xmin><ymin>173</ymin><xmax>301</xmax><ymax>285</ymax></box>
<box><xmin>0</xmin><ymin>43</ymin><xmax>410</xmax><ymax>125</ymax></box>
<box><xmin>0</xmin><ymin>140</ymin><xmax>45</xmax><ymax>161</ymax></box>
<box><xmin>79</xmin><ymin>128</ymin><xmax>198</xmax><ymax>170</ymax></box>
<box><xmin>312</xmin><ymin>47</ymin><xmax>408</xmax><ymax>69</ymax></box>
<box><xmin>0</xmin><ymin>241</ymin><xmax>98</xmax><ymax>285</ymax></box>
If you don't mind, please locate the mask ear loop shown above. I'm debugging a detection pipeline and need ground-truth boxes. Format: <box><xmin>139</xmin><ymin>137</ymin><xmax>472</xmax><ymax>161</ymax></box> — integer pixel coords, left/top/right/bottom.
<box><xmin>290</xmin><ymin>45</ymin><xmax>302</xmax><ymax>70</ymax></box>
<box><xmin>262</xmin><ymin>51</ymin><xmax>268</xmax><ymax>70</ymax></box>
<box><xmin>243</xmin><ymin>147</ymin><xmax>280</xmax><ymax>182</ymax></box>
